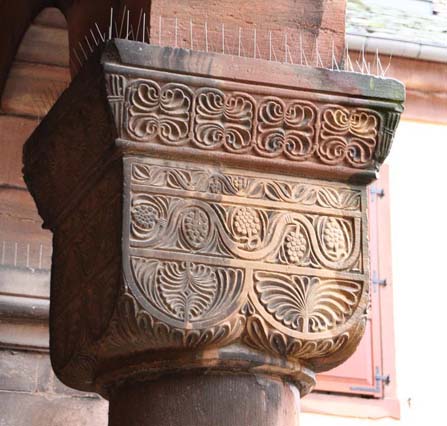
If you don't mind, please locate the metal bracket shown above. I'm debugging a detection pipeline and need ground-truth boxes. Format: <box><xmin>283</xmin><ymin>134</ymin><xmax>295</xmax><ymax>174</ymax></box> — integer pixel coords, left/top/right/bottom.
<box><xmin>372</xmin><ymin>270</ymin><xmax>387</xmax><ymax>293</ymax></box>
<box><xmin>370</xmin><ymin>187</ymin><xmax>385</xmax><ymax>198</ymax></box>
<box><xmin>350</xmin><ymin>367</ymin><xmax>390</xmax><ymax>393</ymax></box>
<box><xmin>370</xmin><ymin>187</ymin><xmax>385</xmax><ymax>204</ymax></box>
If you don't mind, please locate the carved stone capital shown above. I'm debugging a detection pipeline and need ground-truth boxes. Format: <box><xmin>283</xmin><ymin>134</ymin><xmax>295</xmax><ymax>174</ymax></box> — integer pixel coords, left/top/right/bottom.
<box><xmin>23</xmin><ymin>40</ymin><xmax>404</xmax><ymax>407</ymax></box>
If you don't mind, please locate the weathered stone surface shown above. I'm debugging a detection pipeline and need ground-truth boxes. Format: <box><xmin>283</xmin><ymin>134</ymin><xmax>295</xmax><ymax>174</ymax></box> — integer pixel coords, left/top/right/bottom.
<box><xmin>22</xmin><ymin>39</ymin><xmax>404</xmax><ymax>425</ymax></box>
<box><xmin>109</xmin><ymin>373</ymin><xmax>300</xmax><ymax>426</ymax></box>
<box><xmin>0</xmin><ymin>350</ymin><xmax>43</xmax><ymax>392</ymax></box>
<box><xmin>1</xmin><ymin>62</ymin><xmax>69</xmax><ymax>117</ymax></box>
<box><xmin>0</xmin><ymin>391</ymin><xmax>107</xmax><ymax>426</ymax></box>
<box><xmin>0</xmin><ymin>116</ymin><xmax>36</xmax><ymax>188</ymax></box>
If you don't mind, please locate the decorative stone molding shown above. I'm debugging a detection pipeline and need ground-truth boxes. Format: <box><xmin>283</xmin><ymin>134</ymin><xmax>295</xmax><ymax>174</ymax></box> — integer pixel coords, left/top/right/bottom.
<box><xmin>23</xmin><ymin>40</ymin><xmax>404</xmax><ymax>425</ymax></box>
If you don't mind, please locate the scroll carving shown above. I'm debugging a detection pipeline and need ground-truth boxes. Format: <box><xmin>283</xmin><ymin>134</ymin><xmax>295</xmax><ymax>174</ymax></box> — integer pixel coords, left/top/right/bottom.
<box><xmin>126</xmin><ymin>79</ymin><xmax>193</xmax><ymax>144</ymax></box>
<box><xmin>256</xmin><ymin>98</ymin><xmax>316</xmax><ymax>160</ymax></box>
<box><xmin>194</xmin><ymin>89</ymin><xmax>255</xmax><ymax>152</ymax></box>
<box><xmin>117</xmin><ymin>77</ymin><xmax>397</xmax><ymax>170</ymax></box>
<box><xmin>318</xmin><ymin>106</ymin><xmax>379</xmax><ymax>167</ymax></box>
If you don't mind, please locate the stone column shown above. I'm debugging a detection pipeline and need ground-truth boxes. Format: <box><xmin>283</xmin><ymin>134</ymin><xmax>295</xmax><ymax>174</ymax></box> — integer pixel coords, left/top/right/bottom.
<box><xmin>23</xmin><ymin>40</ymin><xmax>404</xmax><ymax>426</ymax></box>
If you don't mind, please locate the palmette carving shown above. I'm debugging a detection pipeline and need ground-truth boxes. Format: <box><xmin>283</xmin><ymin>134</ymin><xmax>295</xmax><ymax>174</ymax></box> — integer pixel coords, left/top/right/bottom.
<box><xmin>253</xmin><ymin>271</ymin><xmax>361</xmax><ymax>333</ymax></box>
<box><xmin>244</xmin><ymin>314</ymin><xmax>351</xmax><ymax>359</ymax></box>
<box><xmin>108</xmin><ymin>292</ymin><xmax>246</xmax><ymax>351</ymax></box>
<box><xmin>130</xmin><ymin>257</ymin><xmax>245</xmax><ymax>328</ymax></box>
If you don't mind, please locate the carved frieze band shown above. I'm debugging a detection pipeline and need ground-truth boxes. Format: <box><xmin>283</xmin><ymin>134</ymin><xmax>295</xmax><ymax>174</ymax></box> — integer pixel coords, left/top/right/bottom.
<box><xmin>107</xmin><ymin>74</ymin><xmax>401</xmax><ymax>169</ymax></box>
<box><xmin>129</xmin><ymin>193</ymin><xmax>361</xmax><ymax>272</ymax></box>
<box><xmin>131</xmin><ymin>162</ymin><xmax>362</xmax><ymax>210</ymax></box>
<box><xmin>121</xmin><ymin>158</ymin><xmax>368</xmax><ymax>367</ymax></box>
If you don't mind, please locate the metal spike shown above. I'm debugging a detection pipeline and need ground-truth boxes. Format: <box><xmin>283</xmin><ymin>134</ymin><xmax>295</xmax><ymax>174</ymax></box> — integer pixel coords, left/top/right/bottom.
<box><xmin>315</xmin><ymin>39</ymin><xmax>323</xmax><ymax>68</ymax></box>
<box><xmin>119</xmin><ymin>5</ymin><xmax>127</xmax><ymax>38</ymax></box>
<box><xmin>72</xmin><ymin>47</ymin><xmax>83</xmax><ymax>68</ymax></box>
<box><xmin>355</xmin><ymin>59</ymin><xmax>363</xmax><ymax>74</ymax></box>
<box><xmin>159</xmin><ymin>16</ymin><xmax>162</xmax><ymax>45</ymax></box>
<box><xmin>190</xmin><ymin>20</ymin><xmax>193</xmax><ymax>50</ymax></box>
<box><xmin>70</xmin><ymin>53</ymin><xmax>79</xmax><ymax>76</ymax></box>
<box><xmin>109</xmin><ymin>8</ymin><xmax>113</xmax><ymax>39</ymax></box>
<box><xmin>384</xmin><ymin>54</ymin><xmax>392</xmax><ymax>77</ymax></box>
<box><xmin>376</xmin><ymin>49</ymin><xmax>385</xmax><ymax>77</ymax></box>
<box><xmin>269</xmin><ymin>31</ymin><xmax>272</xmax><ymax>61</ymax></box>
<box><xmin>331</xmin><ymin>38</ymin><xmax>340</xmax><ymax>71</ymax></box>
<box><xmin>142</xmin><ymin>13</ymin><xmax>146</xmax><ymax>44</ymax></box>
<box><xmin>238</xmin><ymin>27</ymin><xmax>242</xmax><ymax>56</ymax></box>
<box><xmin>126</xmin><ymin>10</ymin><xmax>130</xmax><ymax>40</ymax></box>
<box><xmin>114</xmin><ymin>21</ymin><xmax>119</xmax><ymax>39</ymax></box>
<box><xmin>136</xmin><ymin>9</ymin><xmax>143</xmax><ymax>42</ymax></box>
<box><xmin>345</xmin><ymin>43</ymin><xmax>354</xmax><ymax>72</ymax></box>
<box><xmin>361</xmin><ymin>42</ymin><xmax>370</xmax><ymax>74</ymax></box>
<box><xmin>90</xmin><ymin>28</ymin><xmax>99</xmax><ymax>46</ymax></box>
<box><xmin>78</xmin><ymin>41</ymin><xmax>88</xmax><ymax>60</ymax></box>
<box><xmin>271</xmin><ymin>42</ymin><xmax>278</xmax><ymax>63</ymax></box>
<box><xmin>39</xmin><ymin>244</ymin><xmax>43</xmax><ymax>269</ymax></box>
<box><xmin>222</xmin><ymin>24</ymin><xmax>225</xmax><ymax>54</ymax></box>
<box><xmin>95</xmin><ymin>23</ymin><xmax>105</xmax><ymax>43</ymax></box>
<box><xmin>257</xmin><ymin>43</ymin><xmax>263</xmax><ymax>61</ymax></box>
<box><xmin>205</xmin><ymin>21</ymin><xmax>209</xmax><ymax>52</ymax></box>
<box><xmin>300</xmin><ymin>32</ymin><xmax>310</xmax><ymax>67</ymax></box>
<box><xmin>288</xmin><ymin>41</ymin><xmax>294</xmax><ymax>64</ymax></box>
<box><xmin>331</xmin><ymin>38</ymin><xmax>335</xmax><ymax>70</ymax></box>
<box><xmin>253</xmin><ymin>28</ymin><xmax>257</xmax><ymax>59</ymax></box>
<box><xmin>175</xmin><ymin>17</ymin><xmax>178</xmax><ymax>47</ymax></box>
<box><xmin>84</xmin><ymin>35</ymin><xmax>93</xmax><ymax>53</ymax></box>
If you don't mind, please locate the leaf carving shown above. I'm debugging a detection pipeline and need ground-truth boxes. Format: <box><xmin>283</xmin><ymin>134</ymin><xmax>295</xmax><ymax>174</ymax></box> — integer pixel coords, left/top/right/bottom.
<box><xmin>130</xmin><ymin>257</ymin><xmax>245</xmax><ymax>328</ymax></box>
<box><xmin>158</xmin><ymin>262</ymin><xmax>217</xmax><ymax>323</ymax></box>
<box><xmin>254</xmin><ymin>271</ymin><xmax>361</xmax><ymax>333</ymax></box>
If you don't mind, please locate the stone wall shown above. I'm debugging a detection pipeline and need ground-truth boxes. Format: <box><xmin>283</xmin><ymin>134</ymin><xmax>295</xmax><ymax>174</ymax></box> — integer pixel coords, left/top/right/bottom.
<box><xmin>0</xmin><ymin>9</ymin><xmax>108</xmax><ymax>425</ymax></box>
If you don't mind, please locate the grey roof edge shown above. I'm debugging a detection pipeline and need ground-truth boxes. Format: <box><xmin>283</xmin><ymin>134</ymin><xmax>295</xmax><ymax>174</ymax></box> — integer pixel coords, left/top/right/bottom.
<box><xmin>347</xmin><ymin>33</ymin><xmax>447</xmax><ymax>63</ymax></box>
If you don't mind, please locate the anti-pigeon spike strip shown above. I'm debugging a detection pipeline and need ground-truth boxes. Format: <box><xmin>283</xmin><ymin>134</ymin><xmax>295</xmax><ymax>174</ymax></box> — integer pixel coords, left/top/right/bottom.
<box><xmin>67</xmin><ymin>9</ymin><xmax>392</xmax><ymax>79</ymax></box>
